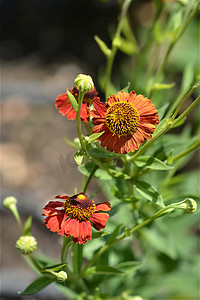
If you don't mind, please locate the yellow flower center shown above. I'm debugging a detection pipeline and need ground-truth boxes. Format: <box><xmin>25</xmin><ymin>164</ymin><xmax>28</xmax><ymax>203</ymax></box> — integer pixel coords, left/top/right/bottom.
<box><xmin>64</xmin><ymin>194</ymin><xmax>96</xmax><ymax>221</ymax></box>
<box><xmin>105</xmin><ymin>102</ymin><xmax>140</xmax><ymax>136</ymax></box>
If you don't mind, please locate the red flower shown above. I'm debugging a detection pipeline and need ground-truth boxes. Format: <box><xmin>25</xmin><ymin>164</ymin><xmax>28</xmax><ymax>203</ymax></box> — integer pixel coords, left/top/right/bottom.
<box><xmin>42</xmin><ymin>193</ymin><xmax>111</xmax><ymax>244</ymax></box>
<box><xmin>55</xmin><ymin>86</ymin><xmax>100</xmax><ymax>122</ymax></box>
<box><xmin>91</xmin><ymin>91</ymin><xmax>159</xmax><ymax>154</ymax></box>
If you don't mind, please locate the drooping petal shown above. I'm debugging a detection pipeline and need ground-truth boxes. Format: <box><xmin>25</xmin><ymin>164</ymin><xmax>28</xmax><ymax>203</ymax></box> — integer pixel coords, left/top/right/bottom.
<box><xmin>91</xmin><ymin>98</ymin><xmax>107</xmax><ymax>118</ymax></box>
<box><xmin>55</xmin><ymin>195</ymin><xmax>69</xmax><ymax>200</ymax></box>
<box><xmin>90</xmin><ymin>212</ymin><xmax>110</xmax><ymax>230</ymax></box>
<box><xmin>95</xmin><ymin>202</ymin><xmax>111</xmax><ymax>212</ymax></box>
<box><xmin>44</xmin><ymin>213</ymin><xmax>66</xmax><ymax>232</ymax></box>
<box><xmin>42</xmin><ymin>201</ymin><xmax>65</xmax><ymax>216</ymax></box>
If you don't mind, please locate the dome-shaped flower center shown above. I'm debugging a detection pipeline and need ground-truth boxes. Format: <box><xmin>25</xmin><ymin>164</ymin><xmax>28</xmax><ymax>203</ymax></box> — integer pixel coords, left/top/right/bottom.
<box><xmin>105</xmin><ymin>102</ymin><xmax>140</xmax><ymax>136</ymax></box>
<box><xmin>64</xmin><ymin>193</ymin><xmax>96</xmax><ymax>221</ymax></box>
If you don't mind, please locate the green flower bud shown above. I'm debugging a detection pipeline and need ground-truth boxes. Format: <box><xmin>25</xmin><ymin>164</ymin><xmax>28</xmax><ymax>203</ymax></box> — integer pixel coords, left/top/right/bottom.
<box><xmin>56</xmin><ymin>270</ymin><xmax>68</xmax><ymax>282</ymax></box>
<box><xmin>173</xmin><ymin>198</ymin><xmax>197</xmax><ymax>214</ymax></box>
<box><xmin>3</xmin><ymin>196</ymin><xmax>17</xmax><ymax>210</ymax></box>
<box><xmin>185</xmin><ymin>198</ymin><xmax>197</xmax><ymax>214</ymax></box>
<box><xmin>74</xmin><ymin>74</ymin><xmax>94</xmax><ymax>92</ymax></box>
<box><xmin>16</xmin><ymin>236</ymin><xmax>37</xmax><ymax>255</ymax></box>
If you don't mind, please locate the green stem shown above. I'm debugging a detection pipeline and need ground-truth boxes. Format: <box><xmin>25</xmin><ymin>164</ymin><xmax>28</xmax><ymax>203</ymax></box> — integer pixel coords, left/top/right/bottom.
<box><xmin>61</xmin><ymin>237</ymin><xmax>72</xmax><ymax>264</ymax></box>
<box><xmin>83</xmin><ymin>165</ymin><xmax>99</xmax><ymax>194</ymax></box>
<box><xmin>105</xmin><ymin>0</ymin><xmax>133</xmax><ymax>97</ymax></box>
<box><xmin>172</xmin><ymin>95</ymin><xmax>200</xmax><ymax>127</ymax></box>
<box><xmin>171</xmin><ymin>81</ymin><xmax>200</xmax><ymax>120</ymax></box>
<box><xmin>149</xmin><ymin>2</ymin><xmax>199</xmax><ymax>97</ymax></box>
<box><xmin>76</xmin><ymin>91</ymin><xmax>87</xmax><ymax>152</ymax></box>
<box><xmin>28</xmin><ymin>254</ymin><xmax>42</xmax><ymax>272</ymax></box>
<box><xmin>13</xmin><ymin>210</ymin><xmax>24</xmax><ymax>235</ymax></box>
<box><xmin>172</xmin><ymin>139</ymin><xmax>200</xmax><ymax>163</ymax></box>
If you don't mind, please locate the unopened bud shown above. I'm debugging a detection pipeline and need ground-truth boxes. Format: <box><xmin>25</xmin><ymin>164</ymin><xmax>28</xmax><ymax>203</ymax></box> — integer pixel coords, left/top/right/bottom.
<box><xmin>185</xmin><ymin>198</ymin><xmax>197</xmax><ymax>214</ymax></box>
<box><xmin>16</xmin><ymin>236</ymin><xmax>37</xmax><ymax>255</ymax></box>
<box><xmin>3</xmin><ymin>196</ymin><xmax>17</xmax><ymax>210</ymax></box>
<box><xmin>56</xmin><ymin>271</ymin><xmax>68</xmax><ymax>282</ymax></box>
<box><xmin>74</xmin><ymin>74</ymin><xmax>94</xmax><ymax>92</ymax></box>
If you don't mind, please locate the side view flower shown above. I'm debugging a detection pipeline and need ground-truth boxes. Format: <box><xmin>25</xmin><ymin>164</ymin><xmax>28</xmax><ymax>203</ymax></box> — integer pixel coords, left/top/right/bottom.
<box><xmin>91</xmin><ymin>91</ymin><xmax>159</xmax><ymax>154</ymax></box>
<box><xmin>55</xmin><ymin>86</ymin><xmax>100</xmax><ymax>122</ymax></box>
<box><xmin>42</xmin><ymin>193</ymin><xmax>111</xmax><ymax>244</ymax></box>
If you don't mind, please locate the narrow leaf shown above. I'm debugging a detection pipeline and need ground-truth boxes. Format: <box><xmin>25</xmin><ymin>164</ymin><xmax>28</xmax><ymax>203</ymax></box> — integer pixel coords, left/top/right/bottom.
<box><xmin>135</xmin><ymin>180</ymin><xmax>164</xmax><ymax>207</ymax></box>
<box><xmin>19</xmin><ymin>277</ymin><xmax>54</xmax><ymax>295</ymax></box>
<box><xmin>92</xmin><ymin>231</ymin><xmax>110</xmax><ymax>239</ymax></box>
<box><xmin>152</xmin><ymin>82</ymin><xmax>175</xmax><ymax>91</ymax></box>
<box><xmin>106</xmin><ymin>224</ymin><xmax>123</xmax><ymax>245</ymax></box>
<box><xmin>67</xmin><ymin>90</ymin><xmax>78</xmax><ymax>112</ymax></box>
<box><xmin>94</xmin><ymin>35</ymin><xmax>111</xmax><ymax>57</ymax></box>
<box><xmin>24</xmin><ymin>216</ymin><xmax>32</xmax><ymax>236</ymax></box>
<box><xmin>42</xmin><ymin>263</ymin><xmax>67</xmax><ymax>273</ymax></box>
<box><xmin>87</xmin><ymin>132</ymin><xmax>104</xmax><ymax>144</ymax></box>
<box><xmin>116</xmin><ymin>261</ymin><xmax>143</xmax><ymax>274</ymax></box>
<box><xmin>89</xmin><ymin>147</ymin><xmax>121</xmax><ymax>158</ymax></box>
<box><xmin>85</xmin><ymin>265</ymin><xmax>123</xmax><ymax>276</ymax></box>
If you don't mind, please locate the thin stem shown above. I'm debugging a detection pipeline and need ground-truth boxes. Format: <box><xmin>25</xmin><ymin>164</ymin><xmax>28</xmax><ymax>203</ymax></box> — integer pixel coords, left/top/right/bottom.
<box><xmin>149</xmin><ymin>2</ymin><xmax>199</xmax><ymax>97</ymax></box>
<box><xmin>172</xmin><ymin>139</ymin><xmax>200</xmax><ymax>163</ymax></box>
<box><xmin>171</xmin><ymin>81</ymin><xmax>200</xmax><ymax>120</ymax></box>
<box><xmin>172</xmin><ymin>95</ymin><xmax>200</xmax><ymax>127</ymax></box>
<box><xmin>76</xmin><ymin>91</ymin><xmax>86</xmax><ymax>152</ymax></box>
<box><xmin>61</xmin><ymin>237</ymin><xmax>72</xmax><ymax>264</ymax></box>
<box><xmin>82</xmin><ymin>165</ymin><xmax>99</xmax><ymax>194</ymax></box>
<box><xmin>28</xmin><ymin>254</ymin><xmax>42</xmax><ymax>272</ymax></box>
<box><xmin>105</xmin><ymin>0</ymin><xmax>133</xmax><ymax>97</ymax></box>
<box><xmin>12</xmin><ymin>209</ymin><xmax>24</xmax><ymax>235</ymax></box>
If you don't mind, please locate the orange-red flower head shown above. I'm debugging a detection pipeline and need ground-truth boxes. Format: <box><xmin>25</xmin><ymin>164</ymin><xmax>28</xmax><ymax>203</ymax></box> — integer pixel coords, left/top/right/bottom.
<box><xmin>42</xmin><ymin>193</ymin><xmax>111</xmax><ymax>244</ymax></box>
<box><xmin>55</xmin><ymin>86</ymin><xmax>99</xmax><ymax>122</ymax></box>
<box><xmin>91</xmin><ymin>91</ymin><xmax>159</xmax><ymax>154</ymax></box>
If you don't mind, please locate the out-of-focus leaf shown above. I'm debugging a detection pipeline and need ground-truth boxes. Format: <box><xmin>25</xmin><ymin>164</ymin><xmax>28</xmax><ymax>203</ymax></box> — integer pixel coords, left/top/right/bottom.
<box><xmin>118</xmin><ymin>37</ymin><xmax>137</xmax><ymax>55</ymax></box>
<box><xmin>24</xmin><ymin>216</ymin><xmax>32</xmax><ymax>236</ymax></box>
<box><xmin>20</xmin><ymin>277</ymin><xmax>54</xmax><ymax>295</ymax></box>
<box><xmin>67</xmin><ymin>90</ymin><xmax>78</xmax><ymax>112</ymax></box>
<box><xmin>135</xmin><ymin>180</ymin><xmax>165</xmax><ymax>207</ymax></box>
<box><xmin>78</xmin><ymin>162</ymin><xmax>112</xmax><ymax>180</ymax></box>
<box><xmin>157</xmin><ymin>103</ymin><xmax>169</xmax><ymax>120</ymax></box>
<box><xmin>122</xmin><ymin>82</ymin><xmax>130</xmax><ymax>93</ymax></box>
<box><xmin>85</xmin><ymin>265</ymin><xmax>123</xmax><ymax>276</ymax></box>
<box><xmin>142</xmin><ymin>226</ymin><xmax>177</xmax><ymax>259</ymax></box>
<box><xmin>152</xmin><ymin>82</ymin><xmax>175</xmax><ymax>91</ymax></box>
<box><xmin>63</xmin><ymin>136</ymin><xmax>79</xmax><ymax>149</ymax></box>
<box><xmin>94</xmin><ymin>35</ymin><xmax>111</xmax><ymax>57</ymax></box>
<box><xmin>134</xmin><ymin>156</ymin><xmax>173</xmax><ymax>170</ymax></box>
<box><xmin>116</xmin><ymin>261</ymin><xmax>143</xmax><ymax>275</ymax></box>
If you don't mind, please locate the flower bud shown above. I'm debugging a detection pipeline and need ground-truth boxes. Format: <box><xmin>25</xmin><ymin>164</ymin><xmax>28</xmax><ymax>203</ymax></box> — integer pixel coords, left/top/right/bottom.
<box><xmin>16</xmin><ymin>236</ymin><xmax>37</xmax><ymax>255</ymax></box>
<box><xmin>3</xmin><ymin>196</ymin><xmax>17</xmax><ymax>211</ymax></box>
<box><xmin>56</xmin><ymin>270</ymin><xmax>68</xmax><ymax>282</ymax></box>
<box><xmin>185</xmin><ymin>198</ymin><xmax>197</xmax><ymax>214</ymax></box>
<box><xmin>74</xmin><ymin>74</ymin><xmax>94</xmax><ymax>92</ymax></box>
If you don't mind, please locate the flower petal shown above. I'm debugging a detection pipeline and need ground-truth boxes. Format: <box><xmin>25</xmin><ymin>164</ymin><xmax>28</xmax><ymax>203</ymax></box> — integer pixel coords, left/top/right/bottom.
<box><xmin>96</xmin><ymin>202</ymin><xmax>111</xmax><ymax>212</ymax></box>
<box><xmin>42</xmin><ymin>201</ymin><xmax>64</xmax><ymax>216</ymax></box>
<box><xmin>90</xmin><ymin>212</ymin><xmax>110</xmax><ymax>230</ymax></box>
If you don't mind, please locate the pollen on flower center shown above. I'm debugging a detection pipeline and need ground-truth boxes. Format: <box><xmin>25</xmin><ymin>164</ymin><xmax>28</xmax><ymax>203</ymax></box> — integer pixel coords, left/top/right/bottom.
<box><xmin>64</xmin><ymin>194</ymin><xmax>96</xmax><ymax>221</ymax></box>
<box><xmin>105</xmin><ymin>102</ymin><xmax>140</xmax><ymax>136</ymax></box>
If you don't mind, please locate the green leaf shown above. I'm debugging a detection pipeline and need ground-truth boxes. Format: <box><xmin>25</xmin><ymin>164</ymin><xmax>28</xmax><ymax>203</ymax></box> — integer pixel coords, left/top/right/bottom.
<box><xmin>24</xmin><ymin>216</ymin><xmax>32</xmax><ymax>236</ymax></box>
<box><xmin>118</xmin><ymin>37</ymin><xmax>137</xmax><ymax>55</ymax></box>
<box><xmin>116</xmin><ymin>261</ymin><xmax>143</xmax><ymax>275</ymax></box>
<box><xmin>19</xmin><ymin>277</ymin><xmax>54</xmax><ymax>295</ymax></box>
<box><xmin>105</xmin><ymin>224</ymin><xmax>123</xmax><ymax>245</ymax></box>
<box><xmin>42</xmin><ymin>263</ymin><xmax>67</xmax><ymax>273</ymax></box>
<box><xmin>67</xmin><ymin>90</ymin><xmax>78</xmax><ymax>112</ymax></box>
<box><xmin>134</xmin><ymin>156</ymin><xmax>173</xmax><ymax>170</ymax></box>
<box><xmin>89</xmin><ymin>147</ymin><xmax>121</xmax><ymax>158</ymax></box>
<box><xmin>152</xmin><ymin>117</ymin><xmax>173</xmax><ymax>138</ymax></box>
<box><xmin>87</xmin><ymin>132</ymin><xmax>105</xmax><ymax>144</ymax></box>
<box><xmin>172</xmin><ymin>117</ymin><xmax>186</xmax><ymax>128</ymax></box>
<box><xmin>135</xmin><ymin>180</ymin><xmax>164</xmax><ymax>207</ymax></box>
<box><xmin>74</xmin><ymin>150</ymin><xmax>84</xmax><ymax>165</ymax></box>
<box><xmin>157</xmin><ymin>103</ymin><xmax>169</xmax><ymax>120</ymax></box>
<box><xmin>92</xmin><ymin>231</ymin><xmax>110</xmax><ymax>239</ymax></box>
<box><xmin>121</xmin><ymin>82</ymin><xmax>130</xmax><ymax>93</ymax></box>
<box><xmin>85</xmin><ymin>265</ymin><xmax>123</xmax><ymax>276</ymax></box>
<box><xmin>63</xmin><ymin>136</ymin><xmax>79</xmax><ymax>149</ymax></box>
